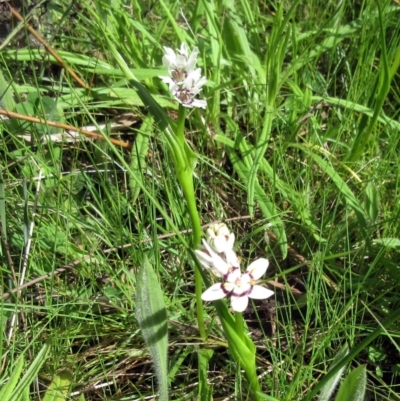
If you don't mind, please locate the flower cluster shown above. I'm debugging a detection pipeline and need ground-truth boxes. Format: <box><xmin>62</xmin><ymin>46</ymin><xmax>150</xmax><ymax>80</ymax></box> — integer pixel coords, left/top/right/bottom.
<box><xmin>195</xmin><ymin>224</ymin><xmax>274</xmax><ymax>312</ymax></box>
<box><xmin>159</xmin><ymin>43</ymin><xmax>207</xmax><ymax>109</ymax></box>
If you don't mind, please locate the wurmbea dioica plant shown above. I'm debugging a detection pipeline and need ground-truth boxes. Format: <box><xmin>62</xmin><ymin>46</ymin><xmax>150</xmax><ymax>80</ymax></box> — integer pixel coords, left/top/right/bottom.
<box><xmin>196</xmin><ymin>224</ymin><xmax>274</xmax><ymax>399</ymax></box>
<box><xmin>156</xmin><ymin>44</ymin><xmax>272</xmax><ymax>399</ymax></box>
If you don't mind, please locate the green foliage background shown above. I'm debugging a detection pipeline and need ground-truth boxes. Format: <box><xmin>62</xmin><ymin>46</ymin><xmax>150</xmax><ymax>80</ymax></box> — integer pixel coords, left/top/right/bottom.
<box><xmin>0</xmin><ymin>0</ymin><xmax>400</xmax><ymax>400</ymax></box>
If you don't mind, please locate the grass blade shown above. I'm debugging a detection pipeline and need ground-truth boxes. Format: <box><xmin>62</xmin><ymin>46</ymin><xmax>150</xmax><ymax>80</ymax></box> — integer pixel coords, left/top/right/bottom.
<box><xmin>227</xmin><ymin>147</ymin><xmax>287</xmax><ymax>258</ymax></box>
<box><xmin>289</xmin><ymin>144</ymin><xmax>368</xmax><ymax>245</ymax></box>
<box><xmin>130</xmin><ymin>116</ymin><xmax>153</xmax><ymax>204</ymax></box>
<box><xmin>0</xmin><ymin>355</ymin><xmax>25</xmax><ymax>401</ymax></box>
<box><xmin>10</xmin><ymin>342</ymin><xmax>51</xmax><ymax>401</ymax></box>
<box><xmin>347</xmin><ymin>3</ymin><xmax>390</xmax><ymax>161</ymax></box>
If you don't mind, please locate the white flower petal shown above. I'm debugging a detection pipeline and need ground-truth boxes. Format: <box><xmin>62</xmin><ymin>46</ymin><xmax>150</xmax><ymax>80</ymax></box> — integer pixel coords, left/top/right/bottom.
<box><xmin>225</xmin><ymin>249</ymin><xmax>240</xmax><ymax>268</ymax></box>
<box><xmin>209</xmin><ymin>236</ymin><xmax>227</xmax><ymax>253</ymax></box>
<box><xmin>183</xmin><ymin>69</ymin><xmax>207</xmax><ymax>94</ymax></box>
<box><xmin>195</xmin><ymin>248</ymin><xmax>214</xmax><ymax>269</ymax></box>
<box><xmin>231</xmin><ymin>295</ymin><xmax>249</xmax><ymax>312</ymax></box>
<box><xmin>202</xmin><ymin>283</ymin><xmax>227</xmax><ymax>301</ymax></box>
<box><xmin>200</xmin><ymin>240</ymin><xmax>230</xmax><ymax>276</ymax></box>
<box><xmin>186</xmin><ymin>47</ymin><xmax>199</xmax><ymax>72</ymax></box>
<box><xmin>162</xmin><ymin>48</ymin><xmax>177</xmax><ymax>68</ymax></box>
<box><xmin>249</xmin><ymin>285</ymin><xmax>274</xmax><ymax>300</ymax></box>
<box><xmin>175</xmin><ymin>55</ymin><xmax>187</xmax><ymax>70</ymax></box>
<box><xmin>206</xmin><ymin>223</ymin><xmax>228</xmax><ymax>239</ymax></box>
<box><xmin>226</xmin><ymin>233</ymin><xmax>235</xmax><ymax>250</ymax></box>
<box><xmin>245</xmin><ymin>258</ymin><xmax>269</xmax><ymax>279</ymax></box>
<box><xmin>222</xmin><ymin>282</ymin><xmax>235</xmax><ymax>292</ymax></box>
<box><xmin>188</xmin><ymin>98</ymin><xmax>207</xmax><ymax>109</ymax></box>
<box><xmin>205</xmin><ymin>223</ymin><xmax>234</xmax><ymax>253</ymax></box>
<box><xmin>178</xmin><ymin>43</ymin><xmax>189</xmax><ymax>58</ymax></box>
<box><xmin>159</xmin><ymin>76</ymin><xmax>175</xmax><ymax>88</ymax></box>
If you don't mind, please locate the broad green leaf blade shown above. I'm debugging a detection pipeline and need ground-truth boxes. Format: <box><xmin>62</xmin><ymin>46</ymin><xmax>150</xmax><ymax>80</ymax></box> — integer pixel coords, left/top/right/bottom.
<box><xmin>10</xmin><ymin>342</ymin><xmax>51</xmax><ymax>401</ymax></box>
<box><xmin>364</xmin><ymin>182</ymin><xmax>379</xmax><ymax>224</ymax></box>
<box><xmin>0</xmin><ymin>355</ymin><xmax>25</xmax><ymax>401</ymax></box>
<box><xmin>334</xmin><ymin>365</ymin><xmax>366</xmax><ymax>401</ymax></box>
<box><xmin>318</xmin><ymin>344</ymin><xmax>349</xmax><ymax>401</ymax></box>
<box><xmin>198</xmin><ymin>349</ymin><xmax>214</xmax><ymax>401</ymax></box>
<box><xmin>21</xmin><ymin>386</ymin><xmax>29</xmax><ymax>401</ymax></box>
<box><xmin>373</xmin><ymin>238</ymin><xmax>400</xmax><ymax>248</ymax></box>
<box><xmin>0</xmin><ymin>70</ymin><xmax>16</xmax><ymax>111</ymax></box>
<box><xmin>42</xmin><ymin>370</ymin><xmax>73</xmax><ymax>401</ymax></box>
<box><xmin>136</xmin><ymin>255</ymin><xmax>169</xmax><ymax>401</ymax></box>
<box><xmin>256</xmin><ymin>393</ymin><xmax>281</xmax><ymax>401</ymax></box>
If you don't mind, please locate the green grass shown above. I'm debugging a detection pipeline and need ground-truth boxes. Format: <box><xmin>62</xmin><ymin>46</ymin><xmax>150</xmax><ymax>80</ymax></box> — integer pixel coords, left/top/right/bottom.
<box><xmin>1</xmin><ymin>0</ymin><xmax>400</xmax><ymax>400</ymax></box>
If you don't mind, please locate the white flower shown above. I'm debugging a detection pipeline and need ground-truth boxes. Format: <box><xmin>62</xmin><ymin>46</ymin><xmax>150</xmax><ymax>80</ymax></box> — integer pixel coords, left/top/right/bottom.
<box><xmin>162</xmin><ymin>43</ymin><xmax>198</xmax><ymax>81</ymax></box>
<box><xmin>206</xmin><ymin>223</ymin><xmax>235</xmax><ymax>254</ymax></box>
<box><xmin>201</xmin><ymin>258</ymin><xmax>274</xmax><ymax>313</ymax></box>
<box><xmin>159</xmin><ymin>43</ymin><xmax>207</xmax><ymax>109</ymax></box>
<box><xmin>195</xmin><ymin>239</ymin><xmax>238</xmax><ymax>277</ymax></box>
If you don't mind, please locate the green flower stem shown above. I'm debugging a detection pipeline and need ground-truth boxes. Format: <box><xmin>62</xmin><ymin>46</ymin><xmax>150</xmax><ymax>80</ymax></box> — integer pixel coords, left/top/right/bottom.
<box><xmin>175</xmin><ymin>104</ymin><xmax>206</xmax><ymax>340</ymax></box>
<box><xmin>176</xmin><ymin>104</ymin><xmax>186</xmax><ymax>147</ymax></box>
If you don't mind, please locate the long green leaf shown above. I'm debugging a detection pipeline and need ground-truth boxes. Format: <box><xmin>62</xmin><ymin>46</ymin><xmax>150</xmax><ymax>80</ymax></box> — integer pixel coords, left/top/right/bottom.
<box><xmin>334</xmin><ymin>365</ymin><xmax>366</xmax><ymax>401</ymax></box>
<box><xmin>42</xmin><ymin>370</ymin><xmax>73</xmax><ymax>401</ymax></box>
<box><xmin>136</xmin><ymin>255</ymin><xmax>169</xmax><ymax>401</ymax></box>
<box><xmin>0</xmin><ymin>168</ymin><xmax>6</xmax><ymax>240</ymax></box>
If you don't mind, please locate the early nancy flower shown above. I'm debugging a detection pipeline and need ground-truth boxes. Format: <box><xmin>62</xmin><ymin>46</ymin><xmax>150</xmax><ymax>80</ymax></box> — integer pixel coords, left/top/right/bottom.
<box><xmin>195</xmin><ymin>239</ymin><xmax>238</xmax><ymax>278</ymax></box>
<box><xmin>159</xmin><ymin>43</ymin><xmax>207</xmax><ymax>109</ymax></box>
<box><xmin>206</xmin><ymin>223</ymin><xmax>235</xmax><ymax>254</ymax></box>
<box><xmin>162</xmin><ymin>43</ymin><xmax>198</xmax><ymax>82</ymax></box>
<box><xmin>201</xmin><ymin>257</ymin><xmax>274</xmax><ymax>313</ymax></box>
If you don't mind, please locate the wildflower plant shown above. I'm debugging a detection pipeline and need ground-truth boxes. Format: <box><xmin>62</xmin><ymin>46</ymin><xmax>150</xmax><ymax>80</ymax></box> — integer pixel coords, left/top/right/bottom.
<box><xmin>196</xmin><ymin>223</ymin><xmax>274</xmax><ymax>398</ymax></box>
<box><xmin>107</xmin><ymin>37</ymin><xmax>269</xmax><ymax>399</ymax></box>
